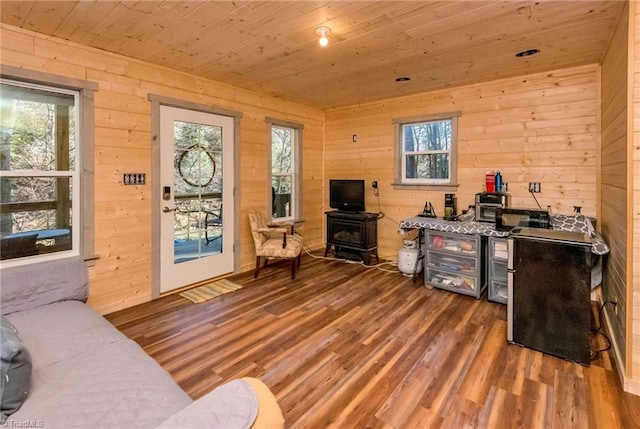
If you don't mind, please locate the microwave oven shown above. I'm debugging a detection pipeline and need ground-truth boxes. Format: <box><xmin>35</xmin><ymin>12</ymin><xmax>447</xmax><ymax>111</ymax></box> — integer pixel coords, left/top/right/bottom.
<box><xmin>495</xmin><ymin>207</ymin><xmax>550</xmax><ymax>231</ymax></box>
<box><xmin>475</xmin><ymin>192</ymin><xmax>509</xmax><ymax>223</ymax></box>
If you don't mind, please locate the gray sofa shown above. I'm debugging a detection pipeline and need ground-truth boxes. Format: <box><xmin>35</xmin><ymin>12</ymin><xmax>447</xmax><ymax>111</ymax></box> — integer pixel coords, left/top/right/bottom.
<box><xmin>0</xmin><ymin>257</ymin><xmax>283</xmax><ymax>428</ymax></box>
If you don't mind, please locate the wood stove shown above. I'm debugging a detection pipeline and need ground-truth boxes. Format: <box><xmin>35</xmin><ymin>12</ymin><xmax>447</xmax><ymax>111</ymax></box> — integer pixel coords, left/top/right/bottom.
<box><xmin>324</xmin><ymin>211</ymin><xmax>378</xmax><ymax>265</ymax></box>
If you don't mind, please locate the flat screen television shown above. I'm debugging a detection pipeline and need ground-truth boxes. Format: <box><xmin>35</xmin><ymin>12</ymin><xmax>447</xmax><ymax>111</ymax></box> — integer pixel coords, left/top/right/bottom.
<box><xmin>329</xmin><ymin>179</ymin><xmax>365</xmax><ymax>212</ymax></box>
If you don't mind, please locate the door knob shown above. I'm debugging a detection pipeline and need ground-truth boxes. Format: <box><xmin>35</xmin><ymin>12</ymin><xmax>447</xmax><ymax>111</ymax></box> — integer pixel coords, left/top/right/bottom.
<box><xmin>162</xmin><ymin>207</ymin><xmax>176</xmax><ymax>213</ymax></box>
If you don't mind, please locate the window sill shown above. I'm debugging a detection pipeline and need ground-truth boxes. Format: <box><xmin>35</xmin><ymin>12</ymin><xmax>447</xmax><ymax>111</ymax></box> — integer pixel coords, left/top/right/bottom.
<box><xmin>392</xmin><ymin>183</ymin><xmax>459</xmax><ymax>192</ymax></box>
<box><xmin>270</xmin><ymin>218</ymin><xmax>305</xmax><ymax>225</ymax></box>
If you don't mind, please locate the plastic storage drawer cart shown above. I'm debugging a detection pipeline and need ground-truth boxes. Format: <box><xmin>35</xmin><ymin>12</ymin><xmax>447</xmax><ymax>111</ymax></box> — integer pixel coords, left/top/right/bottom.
<box><xmin>424</xmin><ymin>231</ymin><xmax>486</xmax><ymax>299</ymax></box>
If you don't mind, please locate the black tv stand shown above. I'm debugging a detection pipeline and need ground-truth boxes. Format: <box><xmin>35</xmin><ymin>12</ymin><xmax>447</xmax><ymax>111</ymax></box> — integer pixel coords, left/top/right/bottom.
<box><xmin>324</xmin><ymin>211</ymin><xmax>379</xmax><ymax>265</ymax></box>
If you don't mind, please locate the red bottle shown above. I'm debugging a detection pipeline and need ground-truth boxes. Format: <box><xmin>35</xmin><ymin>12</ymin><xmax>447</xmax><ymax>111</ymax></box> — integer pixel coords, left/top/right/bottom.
<box><xmin>485</xmin><ymin>171</ymin><xmax>495</xmax><ymax>193</ymax></box>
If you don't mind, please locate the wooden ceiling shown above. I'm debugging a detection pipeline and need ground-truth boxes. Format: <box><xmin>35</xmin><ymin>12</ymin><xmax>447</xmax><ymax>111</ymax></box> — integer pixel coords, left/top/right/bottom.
<box><xmin>1</xmin><ymin>1</ymin><xmax>624</xmax><ymax>109</ymax></box>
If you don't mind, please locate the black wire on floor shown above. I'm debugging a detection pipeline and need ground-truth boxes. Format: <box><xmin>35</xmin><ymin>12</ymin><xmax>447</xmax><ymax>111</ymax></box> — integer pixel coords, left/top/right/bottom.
<box><xmin>590</xmin><ymin>300</ymin><xmax>615</xmax><ymax>361</ymax></box>
<box><xmin>301</xmin><ymin>242</ymin><xmax>400</xmax><ymax>273</ymax></box>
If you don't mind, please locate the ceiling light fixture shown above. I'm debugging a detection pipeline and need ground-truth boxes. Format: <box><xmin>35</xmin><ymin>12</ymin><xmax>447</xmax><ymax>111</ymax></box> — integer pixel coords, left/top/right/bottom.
<box><xmin>516</xmin><ymin>48</ymin><xmax>540</xmax><ymax>57</ymax></box>
<box><xmin>316</xmin><ymin>26</ymin><xmax>331</xmax><ymax>47</ymax></box>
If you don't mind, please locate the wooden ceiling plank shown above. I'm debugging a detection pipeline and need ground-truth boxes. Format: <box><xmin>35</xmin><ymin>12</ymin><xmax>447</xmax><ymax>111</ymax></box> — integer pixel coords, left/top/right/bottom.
<box><xmin>154</xmin><ymin>6</ymin><xmax>313</xmax><ymax>73</ymax></box>
<box><xmin>124</xmin><ymin>0</ymin><xmax>161</xmax><ymax>14</ymax></box>
<box><xmin>103</xmin><ymin>1</ymin><xmax>212</xmax><ymax>55</ymax></box>
<box><xmin>310</xmin><ymin>0</ymin><xmax>436</xmax><ymax>41</ymax></box>
<box><xmin>54</xmin><ymin>1</ymin><xmax>123</xmax><ymax>42</ymax></box>
<box><xmin>401</xmin><ymin>2</ymin><xmax>602</xmax><ymax>53</ymax></box>
<box><xmin>76</xmin><ymin>2</ymin><xmax>151</xmax><ymax>48</ymax></box>
<box><xmin>123</xmin><ymin>1</ymin><xmax>232</xmax><ymax>58</ymax></box>
<box><xmin>126</xmin><ymin>1</ymin><xmax>317</xmax><ymax>63</ymax></box>
<box><xmin>91</xmin><ymin>3</ymin><xmax>177</xmax><ymax>52</ymax></box>
<box><xmin>0</xmin><ymin>1</ymin><xmax>36</xmax><ymax>28</ymax></box>
<box><xmin>337</xmin><ymin>0</ymin><xmax>500</xmax><ymax>42</ymax></box>
<box><xmin>446</xmin><ymin>2</ymin><xmax>618</xmax><ymax>41</ymax></box>
<box><xmin>160</xmin><ymin>1</ymin><xmax>331</xmax><ymax>64</ymax></box>
<box><xmin>19</xmin><ymin>0</ymin><xmax>77</xmax><ymax>36</ymax></box>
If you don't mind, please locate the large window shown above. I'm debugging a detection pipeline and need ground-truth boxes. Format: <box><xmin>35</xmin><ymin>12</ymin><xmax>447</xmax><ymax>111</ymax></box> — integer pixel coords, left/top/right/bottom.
<box><xmin>393</xmin><ymin>112</ymin><xmax>460</xmax><ymax>189</ymax></box>
<box><xmin>267</xmin><ymin>118</ymin><xmax>302</xmax><ymax>222</ymax></box>
<box><xmin>0</xmin><ymin>70</ymin><xmax>95</xmax><ymax>265</ymax></box>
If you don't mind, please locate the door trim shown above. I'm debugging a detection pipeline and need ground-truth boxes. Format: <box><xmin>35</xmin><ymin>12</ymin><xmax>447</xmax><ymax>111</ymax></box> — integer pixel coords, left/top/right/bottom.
<box><xmin>149</xmin><ymin>94</ymin><xmax>243</xmax><ymax>299</ymax></box>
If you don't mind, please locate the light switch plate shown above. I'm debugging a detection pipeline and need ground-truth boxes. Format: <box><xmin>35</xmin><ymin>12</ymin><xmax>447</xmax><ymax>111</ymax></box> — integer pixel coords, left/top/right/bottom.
<box><xmin>123</xmin><ymin>173</ymin><xmax>146</xmax><ymax>185</ymax></box>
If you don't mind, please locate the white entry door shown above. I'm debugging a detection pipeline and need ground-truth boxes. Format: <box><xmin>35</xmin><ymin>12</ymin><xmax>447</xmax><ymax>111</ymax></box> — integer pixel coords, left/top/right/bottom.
<box><xmin>160</xmin><ymin>106</ymin><xmax>234</xmax><ymax>293</ymax></box>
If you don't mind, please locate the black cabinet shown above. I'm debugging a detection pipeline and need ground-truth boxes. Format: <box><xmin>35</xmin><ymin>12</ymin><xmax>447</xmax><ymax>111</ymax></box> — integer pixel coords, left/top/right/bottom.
<box><xmin>324</xmin><ymin>211</ymin><xmax>379</xmax><ymax>265</ymax></box>
<box><xmin>508</xmin><ymin>228</ymin><xmax>593</xmax><ymax>365</ymax></box>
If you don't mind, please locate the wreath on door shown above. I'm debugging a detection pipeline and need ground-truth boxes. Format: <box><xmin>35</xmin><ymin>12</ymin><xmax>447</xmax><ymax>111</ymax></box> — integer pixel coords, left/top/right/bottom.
<box><xmin>177</xmin><ymin>144</ymin><xmax>216</xmax><ymax>187</ymax></box>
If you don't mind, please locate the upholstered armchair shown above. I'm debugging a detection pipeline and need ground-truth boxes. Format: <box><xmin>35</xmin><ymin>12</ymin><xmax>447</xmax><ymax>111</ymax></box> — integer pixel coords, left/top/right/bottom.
<box><xmin>248</xmin><ymin>209</ymin><xmax>303</xmax><ymax>279</ymax></box>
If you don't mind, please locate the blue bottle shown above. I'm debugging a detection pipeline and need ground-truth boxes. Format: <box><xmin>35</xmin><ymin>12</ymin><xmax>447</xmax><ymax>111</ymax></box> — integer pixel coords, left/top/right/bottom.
<box><xmin>495</xmin><ymin>171</ymin><xmax>502</xmax><ymax>193</ymax></box>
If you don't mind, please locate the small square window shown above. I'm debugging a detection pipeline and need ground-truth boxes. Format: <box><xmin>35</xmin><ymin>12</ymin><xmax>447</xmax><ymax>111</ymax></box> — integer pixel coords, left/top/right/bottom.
<box><xmin>393</xmin><ymin>112</ymin><xmax>460</xmax><ymax>190</ymax></box>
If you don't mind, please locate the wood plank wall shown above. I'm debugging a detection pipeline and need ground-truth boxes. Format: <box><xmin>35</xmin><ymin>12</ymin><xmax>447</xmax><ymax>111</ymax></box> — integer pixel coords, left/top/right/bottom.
<box><xmin>0</xmin><ymin>24</ymin><xmax>325</xmax><ymax>315</ymax></box>
<box><xmin>601</xmin><ymin>0</ymin><xmax>629</xmax><ymax>381</ymax></box>
<box><xmin>631</xmin><ymin>1</ymin><xmax>640</xmax><ymax>394</ymax></box>
<box><xmin>324</xmin><ymin>65</ymin><xmax>599</xmax><ymax>259</ymax></box>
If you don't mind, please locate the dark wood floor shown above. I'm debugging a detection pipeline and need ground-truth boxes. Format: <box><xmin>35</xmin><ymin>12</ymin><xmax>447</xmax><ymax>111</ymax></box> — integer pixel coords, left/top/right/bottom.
<box><xmin>106</xmin><ymin>254</ymin><xmax>640</xmax><ymax>428</ymax></box>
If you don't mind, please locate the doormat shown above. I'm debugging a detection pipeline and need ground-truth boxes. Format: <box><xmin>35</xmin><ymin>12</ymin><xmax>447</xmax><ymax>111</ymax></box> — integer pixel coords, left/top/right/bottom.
<box><xmin>179</xmin><ymin>279</ymin><xmax>243</xmax><ymax>304</ymax></box>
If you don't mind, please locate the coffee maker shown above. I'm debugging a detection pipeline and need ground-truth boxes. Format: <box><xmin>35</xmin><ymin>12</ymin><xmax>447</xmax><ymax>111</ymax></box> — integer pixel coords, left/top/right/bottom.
<box><xmin>444</xmin><ymin>193</ymin><xmax>457</xmax><ymax>220</ymax></box>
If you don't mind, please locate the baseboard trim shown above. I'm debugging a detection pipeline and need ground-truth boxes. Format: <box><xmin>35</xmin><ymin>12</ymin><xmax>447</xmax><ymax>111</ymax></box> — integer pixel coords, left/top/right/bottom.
<box><xmin>599</xmin><ymin>296</ymin><xmax>640</xmax><ymax>396</ymax></box>
<box><xmin>625</xmin><ymin>377</ymin><xmax>640</xmax><ymax>396</ymax></box>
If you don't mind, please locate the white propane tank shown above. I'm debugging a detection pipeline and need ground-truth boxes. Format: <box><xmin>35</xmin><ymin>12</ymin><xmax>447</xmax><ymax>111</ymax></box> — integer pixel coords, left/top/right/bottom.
<box><xmin>398</xmin><ymin>239</ymin><xmax>421</xmax><ymax>276</ymax></box>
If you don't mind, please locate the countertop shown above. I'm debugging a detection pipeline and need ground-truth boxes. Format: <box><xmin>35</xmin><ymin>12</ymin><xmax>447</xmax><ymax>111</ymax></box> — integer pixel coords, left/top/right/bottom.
<box><xmin>399</xmin><ymin>215</ymin><xmax>609</xmax><ymax>256</ymax></box>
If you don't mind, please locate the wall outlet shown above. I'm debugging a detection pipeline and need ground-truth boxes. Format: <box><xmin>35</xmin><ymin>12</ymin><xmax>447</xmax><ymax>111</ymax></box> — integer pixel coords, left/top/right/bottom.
<box><xmin>528</xmin><ymin>182</ymin><xmax>541</xmax><ymax>193</ymax></box>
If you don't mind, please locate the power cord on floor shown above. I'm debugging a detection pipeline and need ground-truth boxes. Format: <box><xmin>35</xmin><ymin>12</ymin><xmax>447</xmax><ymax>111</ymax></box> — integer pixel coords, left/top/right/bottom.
<box><xmin>301</xmin><ymin>241</ymin><xmax>400</xmax><ymax>273</ymax></box>
<box><xmin>293</xmin><ymin>199</ymin><xmax>409</xmax><ymax>275</ymax></box>
<box><xmin>590</xmin><ymin>300</ymin><xmax>614</xmax><ymax>361</ymax></box>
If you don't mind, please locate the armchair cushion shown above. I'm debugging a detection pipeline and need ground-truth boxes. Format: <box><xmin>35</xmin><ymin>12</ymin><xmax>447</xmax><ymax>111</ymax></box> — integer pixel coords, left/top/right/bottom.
<box><xmin>258</xmin><ymin>235</ymin><xmax>303</xmax><ymax>259</ymax></box>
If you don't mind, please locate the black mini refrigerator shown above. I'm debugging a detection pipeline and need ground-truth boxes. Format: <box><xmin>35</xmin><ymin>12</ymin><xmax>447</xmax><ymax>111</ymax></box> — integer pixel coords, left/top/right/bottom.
<box><xmin>507</xmin><ymin>227</ymin><xmax>593</xmax><ymax>365</ymax></box>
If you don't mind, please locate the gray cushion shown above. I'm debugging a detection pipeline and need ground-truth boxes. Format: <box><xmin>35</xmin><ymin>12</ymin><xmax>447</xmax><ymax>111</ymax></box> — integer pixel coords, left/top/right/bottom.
<box><xmin>6</xmin><ymin>301</ymin><xmax>130</xmax><ymax>370</ymax></box>
<box><xmin>0</xmin><ymin>256</ymin><xmax>88</xmax><ymax>315</ymax></box>
<box><xmin>157</xmin><ymin>379</ymin><xmax>258</xmax><ymax>429</ymax></box>
<box><xmin>8</xmin><ymin>340</ymin><xmax>191</xmax><ymax>429</ymax></box>
<box><xmin>0</xmin><ymin>316</ymin><xmax>32</xmax><ymax>423</ymax></box>
<box><xmin>5</xmin><ymin>301</ymin><xmax>192</xmax><ymax>428</ymax></box>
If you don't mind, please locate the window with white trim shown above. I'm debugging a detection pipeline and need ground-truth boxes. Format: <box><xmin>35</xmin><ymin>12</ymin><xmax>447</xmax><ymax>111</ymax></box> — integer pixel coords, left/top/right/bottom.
<box><xmin>394</xmin><ymin>112</ymin><xmax>460</xmax><ymax>189</ymax></box>
<box><xmin>0</xmin><ymin>77</ymin><xmax>91</xmax><ymax>264</ymax></box>
<box><xmin>267</xmin><ymin>118</ymin><xmax>302</xmax><ymax>222</ymax></box>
